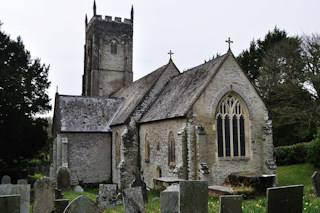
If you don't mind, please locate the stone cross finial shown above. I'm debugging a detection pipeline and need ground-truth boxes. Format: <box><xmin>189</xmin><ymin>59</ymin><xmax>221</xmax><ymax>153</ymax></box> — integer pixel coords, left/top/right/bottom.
<box><xmin>93</xmin><ymin>0</ymin><xmax>97</xmax><ymax>16</ymax></box>
<box><xmin>225</xmin><ymin>37</ymin><xmax>233</xmax><ymax>50</ymax></box>
<box><xmin>168</xmin><ymin>50</ymin><xmax>174</xmax><ymax>60</ymax></box>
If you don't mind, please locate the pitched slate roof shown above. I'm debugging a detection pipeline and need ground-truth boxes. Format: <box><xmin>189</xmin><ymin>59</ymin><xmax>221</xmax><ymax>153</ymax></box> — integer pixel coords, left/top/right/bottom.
<box><xmin>58</xmin><ymin>95</ymin><xmax>123</xmax><ymax>132</ymax></box>
<box><xmin>110</xmin><ymin>60</ymin><xmax>179</xmax><ymax>125</ymax></box>
<box><xmin>140</xmin><ymin>53</ymin><xmax>228</xmax><ymax>123</ymax></box>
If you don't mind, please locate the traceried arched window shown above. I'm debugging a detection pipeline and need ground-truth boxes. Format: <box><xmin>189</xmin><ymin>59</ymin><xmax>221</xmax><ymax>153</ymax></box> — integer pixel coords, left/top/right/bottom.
<box><xmin>216</xmin><ymin>94</ymin><xmax>248</xmax><ymax>158</ymax></box>
<box><xmin>168</xmin><ymin>132</ymin><xmax>175</xmax><ymax>165</ymax></box>
<box><xmin>115</xmin><ymin>132</ymin><xmax>121</xmax><ymax>166</ymax></box>
<box><xmin>145</xmin><ymin>133</ymin><xmax>150</xmax><ymax>163</ymax></box>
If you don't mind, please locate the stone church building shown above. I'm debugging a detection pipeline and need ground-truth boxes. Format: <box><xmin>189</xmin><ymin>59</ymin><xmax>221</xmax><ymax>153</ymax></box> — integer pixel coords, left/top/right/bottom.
<box><xmin>51</xmin><ymin>3</ymin><xmax>276</xmax><ymax>189</ymax></box>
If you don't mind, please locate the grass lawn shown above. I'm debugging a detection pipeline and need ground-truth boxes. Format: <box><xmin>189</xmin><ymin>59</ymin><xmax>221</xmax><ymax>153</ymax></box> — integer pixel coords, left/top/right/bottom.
<box><xmin>60</xmin><ymin>163</ymin><xmax>320</xmax><ymax>212</ymax></box>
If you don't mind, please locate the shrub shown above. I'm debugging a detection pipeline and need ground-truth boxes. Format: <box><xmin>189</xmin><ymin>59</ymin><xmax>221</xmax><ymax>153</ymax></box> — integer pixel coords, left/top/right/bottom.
<box><xmin>276</xmin><ymin>142</ymin><xmax>309</xmax><ymax>166</ymax></box>
<box><xmin>307</xmin><ymin>129</ymin><xmax>320</xmax><ymax>168</ymax></box>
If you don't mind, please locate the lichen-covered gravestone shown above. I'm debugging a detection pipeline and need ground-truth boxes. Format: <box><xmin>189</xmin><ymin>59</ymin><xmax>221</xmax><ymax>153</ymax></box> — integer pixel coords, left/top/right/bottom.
<box><xmin>266</xmin><ymin>185</ymin><xmax>303</xmax><ymax>213</ymax></box>
<box><xmin>0</xmin><ymin>194</ymin><xmax>20</xmax><ymax>213</ymax></box>
<box><xmin>33</xmin><ymin>177</ymin><xmax>55</xmax><ymax>213</ymax></box>
<box><xmin>1</xmin><ymin>175</ymin><xmax>11</xmax><ymax>184</ymax></box>
<box><xmin>64</xmin><ymin>195</ymin><xmax>99</xmax><ymax>213</ymax></box>
<box><xmin>131</xmin><ymin>168</ymin><xmax>148</xmax><ymax>204</ymax></box>
<box><xmin>160</xmin><ymin>185</ymin><xmax>179</xmax><ymax>213</ymax></box>
<box><xmin>179</xmin><ymin>180</ymin><xmax>208</xmax><ymax>213</ymax></box>
<box><xmin>98</xmin><ymin>184</ymin><xmax>117</xmax><ymax>210</ymax></box>
<box><xmin>17</xmin><ymin>179</ymin><xmax>28</xmax><ymax>184</ymax></box>
<box><xmin>56</xmin><ymin>167</ymin><xmax>71</xmax><ymax>190</ymax></box>
<box><xmin>123</xmin><ymin>187</ymin><xmax>145</xmax><ymax>213</ymax></box>
<box><xmin>0</xmin><ymin>184</ymin><xmax>30</xmax><ymax>213</ymax></box>
<box><xmin>219</xmin><ymin>195</ymin><xmax>243</xmax><ymax>213</ymax></box>
<box><xmin>74</xmin><ymin>185</ymin><xmax>84</xmax><ymax>193</ymax></box>
<box><xmin>312</xmin><ymin>171</ymin><xmax>320</xmax><ymax>197</ymax></box>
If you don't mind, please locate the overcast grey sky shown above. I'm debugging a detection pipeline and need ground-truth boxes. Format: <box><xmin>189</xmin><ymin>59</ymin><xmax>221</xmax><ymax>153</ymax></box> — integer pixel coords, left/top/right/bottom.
<box><xmin>1</xmin><ymin>0</ymin><xmax>319</xmax><ymax>116</ymax></box>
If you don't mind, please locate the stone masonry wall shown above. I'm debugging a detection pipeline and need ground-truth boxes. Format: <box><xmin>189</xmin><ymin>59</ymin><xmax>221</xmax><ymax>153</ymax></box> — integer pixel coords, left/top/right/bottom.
<box><xmin>139</xmin><ymin>118</ymin><xmax>187</xmax><ymax>188</ymax></box>
<box><xmin>191</xmin><ymin>54</ymin><xmax>276</xmax><ymax>185</ymax></box>
<box><xmin>59</xmin><ymin>132</ymin><xmax>112</xmax><ymax>185</ymax></box>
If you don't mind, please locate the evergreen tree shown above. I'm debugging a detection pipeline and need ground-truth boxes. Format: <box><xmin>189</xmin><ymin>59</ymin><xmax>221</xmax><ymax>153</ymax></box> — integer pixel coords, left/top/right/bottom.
<box><xmin>0</xmin><ymin>25</ymin><xmax>51</xmax><ymax>165</ymax></box>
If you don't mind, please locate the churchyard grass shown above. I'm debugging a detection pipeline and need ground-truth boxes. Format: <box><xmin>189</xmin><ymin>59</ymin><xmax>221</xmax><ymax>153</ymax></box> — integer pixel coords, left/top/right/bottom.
<box><xmin>59</xmin><ymin>163</ymin><xmax>320</xmax><ymax>212</ymax></box>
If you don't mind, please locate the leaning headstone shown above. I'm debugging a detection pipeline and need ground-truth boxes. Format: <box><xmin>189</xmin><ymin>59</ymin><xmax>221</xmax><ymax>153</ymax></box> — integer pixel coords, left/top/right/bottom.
<box><xmin>98</xmin><ymin>184</ymin><xmax>117</xmax><ymax>210</ymax></box>
<box><xmin>219</xmin><ymin>195</ymin><xmax>243</xmax><ymax>213</ymax></box>
<box><xmin>17</xmin><ymin>179</ymin><xmax>28</xmax><ymax>184</ymax></box>
<box><xmin>1</xmin><ymin>175</ymin><xmax>11</xmax><ymax>184</ymax></box>
<box><xmin>179</xmin><ymin>180</ymin><xmax>208</xmax><ymax>213</ymax></box>
<box><xmin>55</xmin><ymin>188</ymin><xmax>64</xmax><ymax>199</ymax></box>
<box><xmin>0</xmin><ymin>184</ymin><xmax>30</xmax><ymax>213</ymax></box>
<box><xmin>56</xmin><ymin>166</ymin><xmax>71</xmax><ymax>190</ymax></box>
<box><xmin>123</xmin><ymin>187</ymin><xmax>145</xmax><ymax>213</ymax></box>
<box><xmin>266</xmin><ymin>185</ymin><xmax>303</xmax><ymax>213</ymax></box>
<box><xmin>0</xmin><ymin>194</ymin><xmax>21</xmax><ymax>213</ymax></box>
<box><xmin>54</xmin><ymin>199</ymin><xmax>69</xmax><ymax>213</ymax></box>
<box><xmin>63</xmin><ymin>195</ymin><xmax>99</xmax><ymax>213</ymax></box>
<box><xmin>312</xmin><ymin>171</ymin><xmax>320</xmax><ymax>197</ymax></box>
<box><xmin>33</xmin><ymin>177</ymin><xmax>55</xmax><ymax>213</ymax></box>
<box><xmin>131</xmin><ymin>167</ymin><xmax>148</xmax><ymax>204</ymax></box>
<box><xmin>160</xmin><ymin>185</ymin><xmax>179</xmax><ymax>213</ymax></box>
<box><xmin>74</xmin><ymin>185</ymin><xmax>84</xmax><ymax>193</ymax></box>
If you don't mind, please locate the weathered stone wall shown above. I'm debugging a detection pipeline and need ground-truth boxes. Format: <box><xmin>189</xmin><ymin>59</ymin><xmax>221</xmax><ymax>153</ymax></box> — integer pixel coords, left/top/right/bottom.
<box><xmin>139</xmin><ymin>118</ymin><xmax>187</xmax><ymax>188</ymax></box>
<box><xmin>57</xmin><ymin>132</ymin><xmax>112</xmax><ymax>185</ymax></box>
<box><xmin>191</xmin><ymin>54</ymin><xmax>276</xmax><ymax>185</ymax></box>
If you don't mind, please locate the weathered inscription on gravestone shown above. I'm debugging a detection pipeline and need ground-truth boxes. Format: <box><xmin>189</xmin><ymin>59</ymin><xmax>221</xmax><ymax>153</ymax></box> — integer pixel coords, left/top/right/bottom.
<box><xmin>1</xmin><ymin>175</ymin><xmax>11</xmax><ymax>184</ymax></box>
<box><xmin>56</xmin><ymin>167</ymin><xmax>71</xmax><ymax>190</ymax></box>
<box><xmin>179</xmin><ymin>180</ymin><xmax>208</xmax><ymax>213</ymax></box>
<box><xmin>160</xmin><ymin>185</ymin><xmax>179</xmax><ymax>213</ymax></box>
<box><xmin>54</xmin><ymin>199</ymin><xmax>69</xmax><ymax>213</ymax></box>
<box><xmin>0</xmin><ymin>184</ymin><xmax>30</xmax><ymax>213</ymax></box>
<box><xmin>0</xmin><ymin>194</ymin><xmax>21</xmax><ymax>213</ymax></box>
<box><xmin>131</xmin><ymin>168</ymin><xmax>148</xmax><ymax>204</ymax></box>
<box><xmin>64</xmin><ymin>195</ymin><xmax>99</xmax><ymax>213</ymax></box>
<box><xmin>266</xmin><ymin>185</ymin><xmax>303</xmax><ymax>213</ymax></box>
<box><xmin>123</xmin><ymin>187</ymin><xmax>145</xmax><ymax>213</ymax></box>
<box><xmin>98</xmin><ymin>184</ymin><xmax>117</xmax><ymax>210</ymax></box>
<box><xmin>219</xmin><ymin>195</ymin><xmax>243</xmax><ymax>213</ymax></box>
<box><xmin>312</xmin><ymin>171</ymin><xmax>320</xmax><ymax>197</ymax></box>
<box><xmin>33</xmin><ymin>177</ymin><xmax>55</xmax><ymax>213</ymax></box>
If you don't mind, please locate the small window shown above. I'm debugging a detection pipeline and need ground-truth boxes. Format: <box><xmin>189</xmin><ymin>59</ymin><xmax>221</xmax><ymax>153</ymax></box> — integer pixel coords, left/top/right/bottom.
<box><xmin>115</xmin><ymin>132</ymin><xmax>121</xmax><ymax>166</ymax></box>
<box><xmin>145</xmin><ymin>133</ymin><xmax>150</xmax><ymax>163</ymax></box>
<box><xmin>168</xmin><ymin>132</ymin><xmax>175</xmax><ymax>165</ymax></box>
<box><xmin>111</xmin><ymin>41</ymin><xmax>117</xmax><ymax>54</ymax></box>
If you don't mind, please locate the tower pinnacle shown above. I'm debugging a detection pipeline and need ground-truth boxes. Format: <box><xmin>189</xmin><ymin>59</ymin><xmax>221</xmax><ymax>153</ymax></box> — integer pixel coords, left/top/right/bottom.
<box><xmin>93</xmin><ymin>0</ymin><xmax>97</xmax><ymax>16</ymax></box>
<box><xmin>131</xmin><ymin>5</ymin><xmax>134</xmax><ymax>22</ymax></box>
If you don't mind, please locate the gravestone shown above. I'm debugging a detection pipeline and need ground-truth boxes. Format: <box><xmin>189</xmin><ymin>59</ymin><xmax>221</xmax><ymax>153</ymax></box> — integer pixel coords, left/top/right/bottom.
<box><xmin>160</xmin><ymin>185</ymin><xmax>179</xmax><ymax>213</ymax></box>
<box><xmin>1</xmin><ymin>175</ymin><xmax>11</xmax><ymax>184</ymax></box>
<box><xmin>17</xmin><ymin>179</ymin><xmax>28</xmax><ymax>184</ymax></box>
<box><xmin>131</xmin><ymin>167</ymin><xmax>148</xmax><ymax>204</ymax></box>
<box><xmin>179</xmin><ymin>180</ymin><xmax>208</xmax><ymax>213</ymax></box>
<box><xmin>55</xmin><ymin>189</ymin><xmax>64</xmax><ymax>199</ymax></box>
<box><xmin>219</xmin><ymin>195</ymin><xmax>243</xmax><ymax>213</ymax></box>
<box><xmin>123</xmin><ymin>187</ymin><xmax>145</xmax><ymax>213</ymax></box>
<box><xmin>56</xmin><ymin>167</ymin><xmax>71</xmax><ymax>190</ymax></box>
<box><xmin>312</xmin><ymin>171</ymin><xmax>320</xmax><ymax>197</ymax></box>
<box><xmin>33</xmin><ymin>177</ymin><xmax>55</xmax><ymax>213</ymax></box>
<box><xmin>0</xmin><ymin>184</ymin><xmax>30</xmax><ymax>213</ymax></box>
<box><xmin>0</xmin><ymin>194</ymin><xmax>20</xmax><ymax>213</ymax></box>
<box><xmin>54</xmin><ymin>199</ymin><xmax>69</xmax><ymax>213</ymax></box>
<box><xmin>74</xmin><ymin>185</ymin><xmax>84</xmax><ymax>193</ymax></box>
<box><xmin>98</xmin><ymin>184</ymin><xmax>117</xmax><ymax>210</ymax></box>
<box><xmin>266</xmin><ymin>185</ymin><xmax>303</xmax><ymax>213</ymax></box>
<box><xmin>63</xmin><ymin>195</ymin><xmax>99</xmax><ymax>213</ymax></box>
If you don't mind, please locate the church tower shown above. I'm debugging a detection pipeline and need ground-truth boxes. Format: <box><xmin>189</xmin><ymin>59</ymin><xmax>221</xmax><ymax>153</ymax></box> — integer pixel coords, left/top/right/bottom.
<box><xmin>82</xmin><ymin>1</ymin><xmax>133</xmax><ymax>96</ymax></box>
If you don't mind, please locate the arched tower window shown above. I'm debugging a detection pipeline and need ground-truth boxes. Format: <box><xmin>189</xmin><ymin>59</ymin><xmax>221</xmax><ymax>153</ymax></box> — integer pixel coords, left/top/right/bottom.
<box><xmin>145</xmin><ymin>133</ymin><xmax>150</xmax><ymax>163</ymax></box>
<box><xmin>111</xmin><ymin>40</ymin><xmax>118</xmax><ymax>54</ymax></box>
<box><xmin>168</xmin><ymin>132</ymin><xmax>175</xmax><ymax>165</ymax></box>
<box><xmin>216</xmin><ymin>94</ymin><xmax>248</xmax><ymax>158</ymax></box>
<box><xmin>115</xmin><ymin>132</ymin><xmax>121</xmax><ymax>166</ymax></box>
